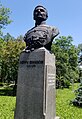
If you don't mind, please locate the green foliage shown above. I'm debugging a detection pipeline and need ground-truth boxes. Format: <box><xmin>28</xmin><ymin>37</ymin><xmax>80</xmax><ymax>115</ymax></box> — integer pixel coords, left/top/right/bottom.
<box><xmin>3</xmin><ymin>33</ymin><xmax>15</xmax><ymax>41</ymax></box>
<box><xmin>0</xmin><ymin>38</ymin><xmax>25</xmax><ymax>84</ymax></box>
<box><xmin>72</xmin><ymin>51</ymin><xmax>82</xmax><ymax>107</ymax></box>
<box><xmin>0</xmin><ymin>2</ymin><xmax>12</xmax><ymax>36</ymax></box>
<box><xmin>78</xmin><ymin>44</ymin><xmax>82</xmax><ymax>53</ymax></box>
<box><xmin>52</xmin><ymin>36</ymin><xmax>79</xmax><ymax>88</ymax></box>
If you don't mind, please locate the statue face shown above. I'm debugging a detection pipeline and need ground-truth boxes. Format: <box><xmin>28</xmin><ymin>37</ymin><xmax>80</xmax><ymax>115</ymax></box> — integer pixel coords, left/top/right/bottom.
<box><xmin>34</xmin><ymin>6</ymin><xmax>48</xmax><ymax>21</ymax></box>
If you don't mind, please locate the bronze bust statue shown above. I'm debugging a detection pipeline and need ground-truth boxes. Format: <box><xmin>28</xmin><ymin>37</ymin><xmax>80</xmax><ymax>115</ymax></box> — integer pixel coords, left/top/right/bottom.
<box><xmin>24</xmin><ymin>5</ymin><xmax>59</xmax><ymax>51</ymax></box>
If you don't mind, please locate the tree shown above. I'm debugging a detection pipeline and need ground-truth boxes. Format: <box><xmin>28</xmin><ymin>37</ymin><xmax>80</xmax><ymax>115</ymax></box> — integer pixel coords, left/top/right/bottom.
<box><xmin>17</xmin><ymin>35</ymin><xmax>24</xmax><ymax>41</ymax></box>
<box><xmin>0</xmin><ymin>37</ymin><xmax>6</xmax><ymax>82</ymax></box>
<box><xmin>0</xmin><ymin>2</ymin><xmax>12</xmax><ymax>36</ymax></box>
<box><xmin>3</xmin><ymin>33</ymin><xmax>15</xmax><ymax>41</ymax></box>
<box><xmin>0</xmin><ymin>39</ymin><xmax>25</xmax><ymax>84</ymax></box>
<box><xmin>51</xmin><ymin>36</ymin><xmax>79</xmax><ymax>88</ymax></box>
<box><xmin>78</xmin><ymin>44</ymin><xmax>82</xmax><ymax>52</ymax></box>
<box><xmin>72</xmin><ymin>50</ymin><xmax>82</xmax><ymax>107</ymax></box>
<box><xmin>78</xmin><ymin>44</ymin><xmax>82</xmax><ymax>63</ymax></box>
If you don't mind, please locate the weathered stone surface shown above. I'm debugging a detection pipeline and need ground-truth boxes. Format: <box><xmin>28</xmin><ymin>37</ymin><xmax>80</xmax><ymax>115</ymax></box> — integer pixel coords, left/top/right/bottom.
<box><xmin>14</xmin><ymin>47</ymin><xmax>56</xmax><ymax>119</ymax></box>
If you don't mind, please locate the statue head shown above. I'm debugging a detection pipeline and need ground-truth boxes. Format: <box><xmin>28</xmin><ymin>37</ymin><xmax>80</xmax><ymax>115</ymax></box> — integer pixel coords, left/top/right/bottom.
<box><xmin>33</xmin><ymin>5</ymin><xmax>48</xmax><ymax>22</ymax></box>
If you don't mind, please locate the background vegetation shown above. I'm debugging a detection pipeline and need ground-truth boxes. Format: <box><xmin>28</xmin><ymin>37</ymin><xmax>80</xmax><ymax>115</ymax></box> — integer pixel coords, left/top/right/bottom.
<box><xmin>52</xmin><ymin>36</ymin><xmax>80</xmax><ymax>88</ymax></box>
<box><xmin>0</xmin><ymin>1</ymin><xmax>82</xmax><ymax>119</ymax></box>
<box><xmin>0</xmin><ymin>1</ymin><xmax>82</xmax><ymax>89</ymax></box>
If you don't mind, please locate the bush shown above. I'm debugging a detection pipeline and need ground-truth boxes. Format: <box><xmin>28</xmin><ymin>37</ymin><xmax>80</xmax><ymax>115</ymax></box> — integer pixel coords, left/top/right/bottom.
<box><xmin>64</xmin><ymin>80</ymin><xmax>70</xmax><ymax>88</ymax></box>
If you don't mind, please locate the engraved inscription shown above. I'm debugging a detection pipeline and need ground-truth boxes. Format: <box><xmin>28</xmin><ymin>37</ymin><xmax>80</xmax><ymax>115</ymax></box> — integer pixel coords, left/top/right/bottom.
<box><xmin>20</xmin><ymin>60</ymin><xmax>43</xmax><ymax>67</ymax></box>
<box><xmin>48</xmin><ymin>74</ymin><xmax>55</xmax><ymax>88</ymax></box>
<box><xmin>20</xmin><ymin>60</ymin><xmax>43</xmax><ymax>64</ymax></box>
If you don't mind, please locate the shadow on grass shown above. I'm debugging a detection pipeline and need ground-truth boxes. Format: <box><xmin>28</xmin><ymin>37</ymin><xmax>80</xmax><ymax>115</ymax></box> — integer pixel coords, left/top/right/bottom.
<box><xmin>0</xmin><ymin>87</ymin><xmax>16</xmax><ymax>96</ymax></box>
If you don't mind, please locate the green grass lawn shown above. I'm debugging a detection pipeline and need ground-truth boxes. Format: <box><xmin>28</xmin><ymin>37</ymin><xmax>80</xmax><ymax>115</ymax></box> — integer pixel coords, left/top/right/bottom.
<box><xmin>56</xmin><ymin>83</ymin><xmax>82</xmax><ymax>119</ymax></box>
<box><xmin>0</xmin><ymin>83</ymin><xmax>82</xmax><ymax>119</ymax></box>
<box><xmin>0</xmin><ymin>96</ymin><xmax>16</xmax><ymax>119</ymax></box>
<box><xmin>0</xmin><ymin>87</ymin><xmax>16</xmax><ymax>119</ymax></box>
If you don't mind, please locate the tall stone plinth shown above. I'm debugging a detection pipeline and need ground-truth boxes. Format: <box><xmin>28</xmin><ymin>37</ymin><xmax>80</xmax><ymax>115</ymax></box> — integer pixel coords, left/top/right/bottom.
<box><xmin>14</xmin><ymin>47</ymin><xmax>56</xmax><ymax>119</ymax></box>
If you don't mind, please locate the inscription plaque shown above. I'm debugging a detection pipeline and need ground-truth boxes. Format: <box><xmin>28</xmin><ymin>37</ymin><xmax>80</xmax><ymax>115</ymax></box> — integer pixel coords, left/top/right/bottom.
<box><xmin>44</xmin><ymin>65</ymin><xmax>56</xmax><ymax>119</ymax></box>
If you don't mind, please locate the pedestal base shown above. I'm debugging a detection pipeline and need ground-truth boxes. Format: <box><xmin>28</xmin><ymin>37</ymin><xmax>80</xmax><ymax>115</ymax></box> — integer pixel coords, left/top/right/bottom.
<box><xmin>15</xmin><ymin>47</ymin><xmax>56</xmax><ymax>119</ymax></box>
<box><xmin>55</xmin><ymin>116</ymin><xmax>60</xmax><ymax>119</ymax></box>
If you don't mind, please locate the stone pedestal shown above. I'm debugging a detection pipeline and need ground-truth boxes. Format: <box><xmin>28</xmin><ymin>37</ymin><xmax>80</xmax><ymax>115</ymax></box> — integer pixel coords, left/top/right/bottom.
<box><xmin>14</xmin><ymin>47</ymin><xmax>56</xmax><ymax>119</ymax></box>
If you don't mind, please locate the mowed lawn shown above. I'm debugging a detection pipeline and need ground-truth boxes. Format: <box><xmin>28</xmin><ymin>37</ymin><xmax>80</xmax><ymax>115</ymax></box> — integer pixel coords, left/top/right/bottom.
<box><xmin>0</xmin><ymin>96</ymin><xmax>16</xmax><ymax>119</ymax></box>
<box><xmin>0</xmin><ymin>83</ymin><xmax>82</xmax><ymax>119</ymax></box>
<box><xmin>56</xmin><ymin>83</ymin><xmax>82</xmax><ymax>119</ymax></box>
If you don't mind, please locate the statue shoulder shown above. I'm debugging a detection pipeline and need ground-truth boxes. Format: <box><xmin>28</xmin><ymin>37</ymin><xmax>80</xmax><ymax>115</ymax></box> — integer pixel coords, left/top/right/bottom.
<box><xmin>41</xmin><ymin>24</ymin><xmax>59</xmax><ymax>34</ymax></box>
<box><xmin>47</xmin><ymin>25</ymin><xmax>60</xmax><ymax>38</ymax></box>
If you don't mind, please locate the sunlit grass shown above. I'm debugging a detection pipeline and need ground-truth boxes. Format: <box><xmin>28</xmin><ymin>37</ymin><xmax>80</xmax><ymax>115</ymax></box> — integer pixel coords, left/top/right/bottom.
<box><xmin>56</xmin><ymin>83</ymin><xmax>82</xmax><ymax>119</ymax></box>
<box><xmin>0</xmin><ymin>96</ymin><xmax>16</xmax><ymax>119</ymax></box>
<box><xmin>0</xmin><ymin>83</ymin><xmax>82</xmax><ymax>119</ymax></box>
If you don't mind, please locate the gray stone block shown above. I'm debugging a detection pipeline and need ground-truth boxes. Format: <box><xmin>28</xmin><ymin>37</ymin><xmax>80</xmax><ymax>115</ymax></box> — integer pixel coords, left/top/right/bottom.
<box><xmin>14</xmin><ymin>47</ymin><xmax>56</xmax><ymax>119</ymax></box>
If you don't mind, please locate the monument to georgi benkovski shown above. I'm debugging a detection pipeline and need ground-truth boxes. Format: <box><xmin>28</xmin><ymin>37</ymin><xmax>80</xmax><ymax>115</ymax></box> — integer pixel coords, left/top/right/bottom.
<box><xmin>14</xmin><ymin>5</ymin><xmax>59</xmax><ymax>119</ymax></box>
